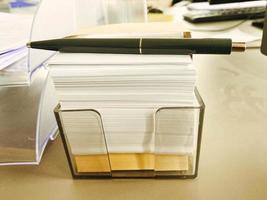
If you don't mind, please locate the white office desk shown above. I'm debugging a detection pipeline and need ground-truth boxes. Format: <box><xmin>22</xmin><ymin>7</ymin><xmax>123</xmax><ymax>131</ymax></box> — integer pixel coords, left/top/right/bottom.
<box><xmin>0</xmin><ymin>20</ymin><xmax>267</xmax><ymax>200</ymax></box>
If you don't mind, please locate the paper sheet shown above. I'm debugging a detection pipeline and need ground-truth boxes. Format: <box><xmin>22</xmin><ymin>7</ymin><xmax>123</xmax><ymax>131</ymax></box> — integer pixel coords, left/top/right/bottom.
<box><xmin>0</xmin><ymin>47</ymin><xmax>28</xmax><ymax>70</ymax></box>
<box><xmin>0</xmin><ymin>12</ymin><xmax>32</xmax><ymax>70</ymax></box>
<box><xmin>0</xmin><ymin>12</ymin><xmax>32</xmax><ymax>53</ymax></box>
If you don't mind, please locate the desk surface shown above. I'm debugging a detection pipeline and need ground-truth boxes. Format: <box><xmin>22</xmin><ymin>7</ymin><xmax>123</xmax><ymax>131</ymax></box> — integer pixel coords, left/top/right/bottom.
<box><xmin>0</xmin><ymin>49</ymin><xmax>267</xmax><ymax>200</ymax></box>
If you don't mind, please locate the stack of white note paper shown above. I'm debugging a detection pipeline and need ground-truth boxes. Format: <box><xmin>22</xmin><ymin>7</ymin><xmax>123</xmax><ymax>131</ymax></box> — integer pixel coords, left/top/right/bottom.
<box><xmin>49</xmin><ymin>52</ymin><xmax>198</xmax><ymax>154</ymax></box>
<box><xmin>49</xmin><ymin>53</ymin><xmax>196</xmax><ymax>108</ymax></box>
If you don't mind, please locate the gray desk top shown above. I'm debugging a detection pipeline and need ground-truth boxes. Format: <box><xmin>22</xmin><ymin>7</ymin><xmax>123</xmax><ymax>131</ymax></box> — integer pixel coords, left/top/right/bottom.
<box><xmin>0</xmin><ymin>49</ymin><xmax>266</xmax><ymax>200</ymax></box>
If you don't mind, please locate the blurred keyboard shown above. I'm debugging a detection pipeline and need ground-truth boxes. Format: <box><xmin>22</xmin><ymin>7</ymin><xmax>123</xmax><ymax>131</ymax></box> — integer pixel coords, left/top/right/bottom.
<box><xmin>184</xmin><ymin>6</ymin><xmax>266</xmax><ymax>23</ymax></box>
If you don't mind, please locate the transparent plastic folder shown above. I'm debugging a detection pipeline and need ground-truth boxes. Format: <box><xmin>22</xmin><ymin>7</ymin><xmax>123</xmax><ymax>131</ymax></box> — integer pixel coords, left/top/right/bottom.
<box><xmin>0</xmin><ymin>0</ymin><xmax>147</xmax><ymax>165</ymax></box>
<box><xmin>0</xmin><ymin>67</ymin><xmax>58</xmax><ymax>165</ymax></box>
<box><xmin>0</xmin><ymin>0</ymin><xmax>78</xmax><ymax>165</ymax></box>
<box><xmin>54</xmin><ymin>89</ymin><xmax>205</xmax><ymax>178</ymax></box>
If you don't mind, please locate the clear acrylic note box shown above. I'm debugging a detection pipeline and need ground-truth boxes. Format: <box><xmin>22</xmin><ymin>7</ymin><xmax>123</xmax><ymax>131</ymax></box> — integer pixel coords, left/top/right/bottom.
<box><xmin>55</xmin><ymin>89</ymin><xmax>205</xmax><ymax>178</ymax></box>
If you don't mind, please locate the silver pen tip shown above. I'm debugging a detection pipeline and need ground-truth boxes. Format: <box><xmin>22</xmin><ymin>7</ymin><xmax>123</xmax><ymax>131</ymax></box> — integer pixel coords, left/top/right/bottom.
<box><xmin>26</xmin><ymin>42</ymin><xmax>31</xmax><ymax>48</ymax></box>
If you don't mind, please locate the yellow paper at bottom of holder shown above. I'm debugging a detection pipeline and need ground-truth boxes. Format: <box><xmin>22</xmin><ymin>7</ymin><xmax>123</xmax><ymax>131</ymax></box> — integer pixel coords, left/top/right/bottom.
<box><xmin>109</xmin><ymin>153</ymin><xmax>155</xmax><ymax>171</ymax></box>
<box><xmin>74</xmin><ymin>153</ymin><xmax>189</xmax><ymax>173</ymax></box>
<box><xmin>75</xmin><ymin>155</ymin><xmax>111</xmax><ymax>172</ymax></box>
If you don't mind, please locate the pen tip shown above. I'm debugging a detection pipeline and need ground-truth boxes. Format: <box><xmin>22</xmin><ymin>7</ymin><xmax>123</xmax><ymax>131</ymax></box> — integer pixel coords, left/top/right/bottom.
<box><xmin>26</xmin><ymin>42</ymin><xmax>31</xmax><ymax>48</ymax></box>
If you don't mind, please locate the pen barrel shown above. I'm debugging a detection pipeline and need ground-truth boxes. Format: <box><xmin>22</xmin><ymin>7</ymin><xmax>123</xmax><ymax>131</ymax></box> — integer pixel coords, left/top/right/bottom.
<box><xmin>61</xmin><ymin>47</ymin><xmax>139</xmax><ymax>54</ymax></box>
<box><xmin>142</xmin><ymin>38</ymin><xmax>232</xmax><ymax>54</ymax></box>
<box><xmin>29</xmin><ymin>38</ymin><xmax>140</xmax><ymax>52</ymax></box>
<box><xmin>29</xmin><ymin>38</ymin><xmax>233</xmax><ymax>55</ymax></box>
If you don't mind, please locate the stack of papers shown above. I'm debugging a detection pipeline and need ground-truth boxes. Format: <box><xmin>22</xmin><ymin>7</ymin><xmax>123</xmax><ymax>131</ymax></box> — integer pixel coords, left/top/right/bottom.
<box><xmin>0</xmin><ymin>12</ymin><xmax>32</xmax><ymax>86</ymax></box>
<box><xmin>49</xmin><ymin>52</ymin><xmax>198</xmax><ymax>155</ymax></box>
<box><xmin>49</xmin><ymin>53</ymin><xmax>196</xmax><ymax>109</ymax></box>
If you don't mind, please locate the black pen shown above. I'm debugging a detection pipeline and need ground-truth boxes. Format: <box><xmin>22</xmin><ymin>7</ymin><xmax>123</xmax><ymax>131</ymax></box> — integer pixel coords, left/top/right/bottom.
<box><xmin>27</xmin><ymin>38</ymin><xmax>246</xmax><ymax>55</ymax></box>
